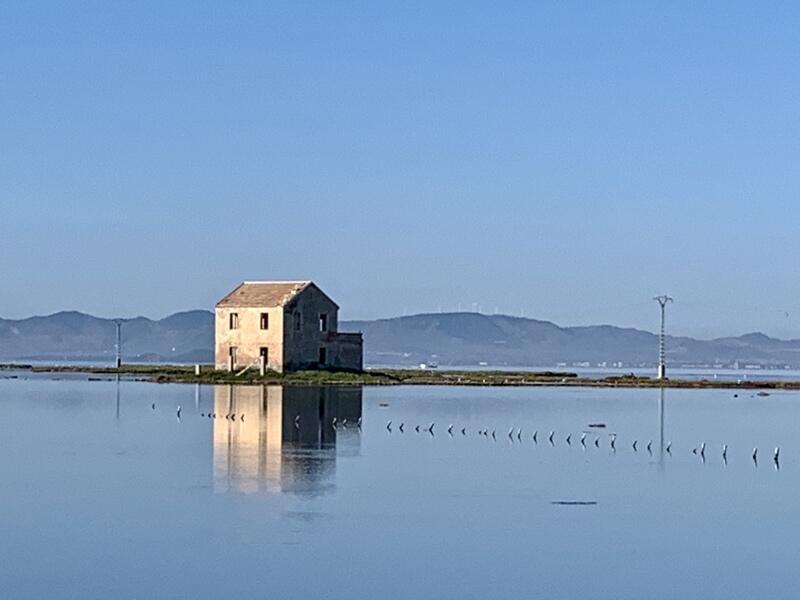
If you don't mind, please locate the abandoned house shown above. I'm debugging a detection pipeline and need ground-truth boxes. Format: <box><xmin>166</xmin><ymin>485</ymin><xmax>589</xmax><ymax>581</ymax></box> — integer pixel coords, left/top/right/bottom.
<box><xmin>214</xmin><ymin>281</ymin><xmax>364</xmax><ymax>373</ymax></box>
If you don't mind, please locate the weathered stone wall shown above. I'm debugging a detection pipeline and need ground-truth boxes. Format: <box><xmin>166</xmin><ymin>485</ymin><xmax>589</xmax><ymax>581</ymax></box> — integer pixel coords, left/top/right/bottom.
<box><xmin>282</xmin><ymin>285</ymin><xmax>341</xmax><ymax>371</ymax></box>
<box><xmin>327</xmin><ymin>333</ymin><xmax>364</xmax><ymax>370</ymax></box>
<box><xmin>214</xmin><ymin>306</ymin><xmax>285</xmax><ymax>371</ymax></box>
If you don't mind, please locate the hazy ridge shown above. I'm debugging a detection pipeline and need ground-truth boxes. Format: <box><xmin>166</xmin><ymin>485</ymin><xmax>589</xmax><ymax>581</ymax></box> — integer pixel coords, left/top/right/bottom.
<box><xmin>2</xmin><ymin>310</ymin><xmax>800</xmax><ymax>369</ymax></box>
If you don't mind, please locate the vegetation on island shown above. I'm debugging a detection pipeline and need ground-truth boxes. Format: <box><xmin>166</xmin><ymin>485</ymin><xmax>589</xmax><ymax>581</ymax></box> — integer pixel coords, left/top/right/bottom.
<box><xmin>2</xmin><ymin>362</ymin><xmax>800</xmax><ymax>390</ymax></box>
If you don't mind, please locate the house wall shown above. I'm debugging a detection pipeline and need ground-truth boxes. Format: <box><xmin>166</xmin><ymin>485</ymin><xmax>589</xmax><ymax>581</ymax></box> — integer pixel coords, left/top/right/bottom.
<box><xmin>282</xmin><ymin>285</ymin><xmax>342</xmax><ymax>371</ymax></box>
<box><xmin>326</xmin><ymin>333</ymin><xmax>364</xmax><ymax>371</ymax></box>
<box><xmin>214</xmin><ymin>306</ymin><xmax>285</xmax><ymax>372</ymax></box>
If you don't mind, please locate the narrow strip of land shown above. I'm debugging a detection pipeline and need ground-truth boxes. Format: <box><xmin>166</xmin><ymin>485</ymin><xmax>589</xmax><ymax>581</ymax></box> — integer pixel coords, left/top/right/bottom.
<box><xmin>0</xmin><ymin>363</ymin><xmax>795</xmax><ymax>390</ymax></box>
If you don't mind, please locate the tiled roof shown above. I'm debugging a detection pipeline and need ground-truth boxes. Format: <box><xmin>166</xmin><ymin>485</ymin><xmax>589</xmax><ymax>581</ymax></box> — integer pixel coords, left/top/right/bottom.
<box><xmin>215</xmin><ymin>281</ymin><xmax>311</xmax><ymax>308</ymax></box>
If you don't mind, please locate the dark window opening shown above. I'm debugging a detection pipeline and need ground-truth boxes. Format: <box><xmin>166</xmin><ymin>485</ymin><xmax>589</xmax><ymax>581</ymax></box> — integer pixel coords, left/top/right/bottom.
<box><xmin>260</xmin><ymin>313</ymin><xmax>269</xmax><ymax>330</ymax></box>
<box><xmin>294</xmin><ymin>312</ymin><xmax>302</xmax><ymax>331</ymax></box>
<box><xmin>260</xmin><ymin>347</ymin><xmax>268</xmax><ymax>361</ymax></box>
<box><xmin>318</xmin><ymin>347</ymin><xmax>327</xmax><ymax>365</ymax></box>
<box><xmin>229</xmin><ymin>346</ymin><xmax>238</xmax><ymax>368</ymax></box>
<box><xmin>229</xmin><ymin>313</ymin><xmax>239</xmax><ymax>329</ymax></box>
<box><xmin>319</xmin><ymin>313</ymin><xmax>328</xmax><ymax>332</ymax></box>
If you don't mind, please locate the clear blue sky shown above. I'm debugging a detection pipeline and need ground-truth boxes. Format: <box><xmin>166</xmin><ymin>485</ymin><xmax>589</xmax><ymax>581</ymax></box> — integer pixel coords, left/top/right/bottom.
<box><xmin>2</xmin><ymin>2</ymin><xmax>799</xmax><ymax>338</ymax></box>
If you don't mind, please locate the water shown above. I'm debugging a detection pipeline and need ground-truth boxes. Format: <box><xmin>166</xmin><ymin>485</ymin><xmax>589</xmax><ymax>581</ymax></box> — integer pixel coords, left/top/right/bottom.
<box><xmin>1</xmin><ymin>376</ymin><xmax>800</xmax><ymax>599</ymax></box>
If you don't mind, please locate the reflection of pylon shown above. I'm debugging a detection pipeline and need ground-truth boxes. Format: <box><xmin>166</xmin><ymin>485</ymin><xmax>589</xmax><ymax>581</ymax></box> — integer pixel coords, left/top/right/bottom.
<box><xmin>653</xmin><ymin>296</ymin><xmax>673</xmax><ymax>379</ymax></box>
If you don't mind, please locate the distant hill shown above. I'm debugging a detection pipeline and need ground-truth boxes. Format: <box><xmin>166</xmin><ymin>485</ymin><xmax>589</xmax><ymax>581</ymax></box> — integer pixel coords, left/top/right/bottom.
<box><xmin>2</xmin><ymin>310</ymin><xmax>800</xmax><ymax>369</ymax></box>
<box><xmin>346</xmin><ymin>313</ymin><xmax>800</xmax><ymax>368</ymax></box>
<box><xmin>0</xmin><ymin>310</ymin><xmax>214</xmax><ymax>363</ymax></box>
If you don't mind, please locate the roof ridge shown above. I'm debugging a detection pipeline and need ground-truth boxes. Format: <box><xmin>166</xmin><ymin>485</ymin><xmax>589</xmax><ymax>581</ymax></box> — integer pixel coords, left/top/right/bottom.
<box><xmin>215</xmin><ymin>280</ymin><xmax>315</xmax><ymax>308</ymax></box>
<box><xmin>242</xmin><ymin>279</ymin><xmax>310</xmax><ymax>284</ymax></box>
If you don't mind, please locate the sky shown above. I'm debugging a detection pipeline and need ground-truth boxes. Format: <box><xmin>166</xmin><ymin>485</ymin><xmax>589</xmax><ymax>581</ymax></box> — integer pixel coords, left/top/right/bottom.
<box><xmin>2</xmin><ymin>2</ymin><xmax>800</xmax><ymax>338</ymax></box>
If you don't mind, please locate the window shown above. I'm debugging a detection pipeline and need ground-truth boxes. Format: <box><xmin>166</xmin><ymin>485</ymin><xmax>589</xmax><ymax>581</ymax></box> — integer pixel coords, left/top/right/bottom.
<box><xmin>260</xmin><ymin>347</ymin><xmax>268</xmax><ymax>361</ymax></box>
<box><xmin>229</xmin><ymin>346</ymin><xmax>238</xmax><ymax>369</ymax></box>
<box><xmin>260</xmin><ymin>313</ymin><xmax>269</xmax><ymax>330</ymax></box>
<box><xmin>318</xmin><ymin>347</ymin><xmax>327</xmax><ymax>365</ymax></box>
<box><xmin>229</xmin><ymin>313</ymin><xmax>239</xmax><ymax>330</ymax></box>
<box><xmin>319</xmin><ymin>313</ymin><xmax>328</xmax><ymax>332</ymax></box>
<box><xmin>294</xmin><ymin>312</ymin><xmax>302</xmax><ymax>331</ymax></box>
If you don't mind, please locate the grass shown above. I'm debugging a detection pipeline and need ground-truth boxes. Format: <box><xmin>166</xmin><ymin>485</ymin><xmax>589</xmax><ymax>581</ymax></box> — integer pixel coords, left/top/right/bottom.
<box><xmin>4</xmin><ymin>362</ymin><xmax>800</xmax><ymax>390</ymax></box>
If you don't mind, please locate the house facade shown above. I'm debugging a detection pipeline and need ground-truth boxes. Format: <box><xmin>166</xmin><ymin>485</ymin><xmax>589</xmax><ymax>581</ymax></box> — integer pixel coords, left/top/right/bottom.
<box><xmin>214</xmin><ymin>281</ymin><xmax>363</xmax><ymax>373</ymax></box>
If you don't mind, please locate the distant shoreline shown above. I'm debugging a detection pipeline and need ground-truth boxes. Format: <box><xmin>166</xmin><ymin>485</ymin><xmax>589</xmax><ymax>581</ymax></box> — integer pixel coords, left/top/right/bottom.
<box><xmin>1</xmin><ymin>363</ymin><xmax>796</xmax><ymax>390</ymax></box>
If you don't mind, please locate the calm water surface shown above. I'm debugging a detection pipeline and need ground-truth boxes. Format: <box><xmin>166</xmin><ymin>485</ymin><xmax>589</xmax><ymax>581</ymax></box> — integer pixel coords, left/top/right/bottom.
<box><xmin>1</xmin><ymin>375</ymin><xmax>800</xmax><ymax>599</ymax></box>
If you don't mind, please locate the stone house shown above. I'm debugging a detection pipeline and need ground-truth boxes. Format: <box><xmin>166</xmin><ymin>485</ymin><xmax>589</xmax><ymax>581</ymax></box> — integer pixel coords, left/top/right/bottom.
<box><xmin>214</xmin><ymin>281</ymin><xmax>363</xmax><ymax>373</ymax></box>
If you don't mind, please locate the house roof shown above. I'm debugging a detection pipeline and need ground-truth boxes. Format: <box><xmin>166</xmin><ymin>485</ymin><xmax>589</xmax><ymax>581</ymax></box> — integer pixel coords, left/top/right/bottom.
<box><xmin>215</xmin><ymin>281</ymin><xmax>312</xmax><ymax>308</ymax></box>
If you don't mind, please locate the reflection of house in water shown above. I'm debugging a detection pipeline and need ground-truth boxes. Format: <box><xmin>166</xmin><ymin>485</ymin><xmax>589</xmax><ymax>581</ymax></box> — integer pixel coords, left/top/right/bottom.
<box><xmin>212</xmin><ymin>385</ymin><xmax>362</xmax><ymax>495</ymax></box>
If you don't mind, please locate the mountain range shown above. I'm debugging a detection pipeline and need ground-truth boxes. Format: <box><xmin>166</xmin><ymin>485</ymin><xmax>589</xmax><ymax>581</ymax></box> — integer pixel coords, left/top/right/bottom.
<box><xmin>1</xmin><ymin>310</ymin><xmax>800</xmax><ymax>369</ymax></box>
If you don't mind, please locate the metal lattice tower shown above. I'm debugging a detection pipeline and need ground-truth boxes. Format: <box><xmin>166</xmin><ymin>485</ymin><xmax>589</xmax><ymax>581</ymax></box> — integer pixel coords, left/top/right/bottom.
<box><xmin>653</xmin><ymin>295</ymin><xmax>673</xmax><ymax>379</ymax></box>
<box><xmin>113</xmin><ymin>319</ymin><xmax>123</xmax><ymax>368</ymax></box>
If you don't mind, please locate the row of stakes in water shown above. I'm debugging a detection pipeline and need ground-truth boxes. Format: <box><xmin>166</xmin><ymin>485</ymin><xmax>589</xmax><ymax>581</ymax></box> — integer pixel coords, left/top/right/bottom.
<box><xmin>189</xmin><ymin>408</ymin><xmax>780</xmax><ymax>469</ymax></box>
<box><xmin>384</xmin><ymin>421</ymin><xmax>782</xmax><ymax>467</ymax></box>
